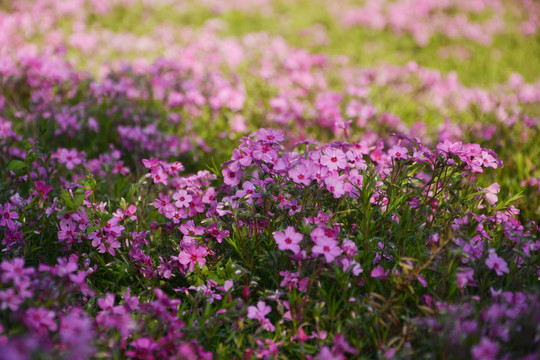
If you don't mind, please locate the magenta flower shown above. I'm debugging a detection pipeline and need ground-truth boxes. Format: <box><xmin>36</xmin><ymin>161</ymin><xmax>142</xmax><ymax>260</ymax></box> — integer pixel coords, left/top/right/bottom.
<box><xmin>177</xmin><ymin>245</ymin><xmax>209</xmax><ymax>272</ymax></box>
<box><xmin>173</xmin><ymin>189</ymin><xmax>192</xmax><ymax>208</ymax></box>
<box><xmin>388</xmin><ymin>145</ymin><xmax>409</xmax><ymax>160</ymax></box>
<box><xmin>56</xmin><ymin>148</ymin><xmax>82</xmax><ymax>170</ymax></box>
<box><xmin>320</xmin><ymin>148</ymin><xmax>347</xmax><ymax>171</ymax></box>
<box><xmin>325</xmin><ymin>177</ymin><xmax>345</xmax><ymax>198</ymax></box>
<box><xmin>256</xmin><ymin>128</ymin><xmax>284</xmax><ymax>143</ymax></box>
<box><xmin>153</xmin><ymin>193</ymin><xmax>170</xmax><ymax>214</ymax></box>
<box><xmin>126</xmin><ymin>337</ymin><xmax>158</xmax><ymax>360</ymax></box>
<box><xmin>485</xmin><ymin>252</ymin><xmax>509</xmax><ymax>276</ymax></box>
<box><xmin>142</xmin><ymin>158</ymin><xmax>159</xmax><ymax>170</ymax></box>
<box><xmin>456</xmin><ymin>268</ymin><xmax>476</xmax><ymax>288</ymax></box>
<box><xmin>247</xmin><ymin>301</ymin><xmax>275</xmax><ymax>331</ymax></box>
<box><xmin>1</xmin><ymin>258</ymin><xmax>34</xmax><ymax>284</ymax></box>
<box><xmin>371</xmin><ymin>265</ymin><xmax>388</xmax><ymax>280</ymax></box>
<box><xmin>0</xmin><ymin>203</ymin><xmax>19</xmax><ymax>230</ymax></box>
<box><xmin>274</xmin><ymin>226</ymin><xmax>303</xmax><ymax>254</ymax></box>
<box><xmin>312</xmin><ymin>237</ymin><xmax>342</xmax><ymax>263</ymax></box>
<box><xmin>222</xmin><ymin>167</ymin><xmax>243</xmax><ymax>186</ymax></box>
<box><xmin>481</xmin><ymin>151</ymin><xmax>499</xmax><ymax>169</ymax></box>
<box><xmin>25</xmin><ymin>307</ymin><xmax>57</xmax><ymax>333</ymax></box>
<box><xmin>484</xmin><ymin>183</ymin><xmax>500</xmax><ymax>205</ymax></box>
<box><xmin>471</xmin><ymin>337</ymin><xmax>498</xmax><ymax>360</ymax></box>
<box><xmin>150</xmin><ymin>167</ymin><xmax>168</xmax><ymax>185</ymax></box>
<box><xmin>288</xmin><ymin>163</ymin><xmax>313</xmax><ymax>186</ymax></box>
<box><xmin>58</xmin><ymin>220</ymin><xmax>78</xmax><ymax>243</ymax></box>
<box><xmin>247</xmin><ymin>301</ymin><xmax>271</xmax><ymax>321</ymax></box>
<box><xmin>0</xmin><ymin>288</ymin><xmax>23</xmax><ymax>311</ymax></box>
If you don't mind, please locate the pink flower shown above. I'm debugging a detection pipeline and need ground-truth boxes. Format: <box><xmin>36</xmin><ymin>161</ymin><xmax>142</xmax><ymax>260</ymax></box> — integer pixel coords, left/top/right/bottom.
<box><xmin>288</xmin><ymin>163</ymin><xmax>313</xmax><ymax>186</ymax></box>
<box><xmin>312</xmin><ymin>237</ymin><xmax>342</xmax><ymax>263</ymax></box>
<box><xmin>0</xmin><ymin>203</ymin><xmax>19</xmax><ymax>229</ymax></box>
<box><xmin>388</xmin><ymin>145</ymin><xmax>409</xmax><ymax>160</ymax></box>
<box><xmin>481</xmin><ymin>151</ymin><xmax>499</xmax><ymax>169</ymax></box>
<box><xmin>371</xmin><ymin>265</ymin><xmax>388</xmax><ymax>280</ymax></box>
<box><xmin>173</xmin><ymin>190</ymin><xmax>192</xmax><ymax>208</ymax></box>
<box><xmin>247</xmin><ymin>301</ymin><xmax>271</xmax><ymax>321</ymax></box>
<box><xmin>320</xmin><ymin>148</ymin><xmax>347</xmax><ymax>171</ymax></box>
<box><xmin>1</xmin><ymin>258</ymin><xmax>34</xmax><ymax>284</ymax></box>
<box><xmin>274</xmin><ymin>226</ymin><xmax>303</xmax><ymax>254</ymax></box>
<box><xmin>142</xmin><ymin>158</ymin><xmax>159</xmax><ymax>170</ymax></box>
<box><xmin>485</xmin><ymin>252</ymin><xmax>509</xmax><ymax>276</ymax></box>
<box><xmin>25</xmin><ymin>307</ymin><xmax>57</xmax><ymax>333</ymax></box>
<box><xmin>126</xmin><ymin>337</ymin><xmax>159</xmax><ymax>360</ymax></box>
<box><xmin>153</xmin><ymin>193</ymin><xmax>170</xmax><ymax>214</ymax></box>
<box><xmin>0</xmin><ymin>289</ymin><xmax>23</xmax><ymax>311</ymax></box>
<box><xmin>58</xmin><ymin>220</ymin><xmax>78</xmax><ymax>243</ymax></box>
<box><xmin>150</xmin><ymin>167</ymin><xmax>168</xmax><ymax>185</ymax></box>
<box><xmin>256</xmin><ymin>128</ymin><xmax>284</xmax><ymax>143</ymax></box>
<box><xmin>456</xmin><ymin>268</ymin><xmax>476</xmax><ymax>288</ymax></box>
<box><xmin>484</xmin><ymin>183</ymin><xmax>500</xmax><ymax>205</ymax></box>
<box><xmin>222</xmin><ymin>167</ymin><xmax>243</xmax><ymax>186</ymax></box>
<box><xmin>471</xmin><ymin>337</ymin><xmax>498</xmax><ymax>360</ymax></box>
<box><xmin>325</xmin><ymin>177</ymin><xmax>345</xmax><ymax>198</ymax></box>
<box><xmin>177</xmin><ymin>245</ymin><xmax>209</xmax><ymax>272</ymax></box>
<box><xmin>247</xmin><ymin>301</ymin><xmax>274</xmax><ymax>331</ymax></box>
<box><xmin>55</xmin><ymin>148</ymin><xmax>82</xmax><ymax>170</ymax></box>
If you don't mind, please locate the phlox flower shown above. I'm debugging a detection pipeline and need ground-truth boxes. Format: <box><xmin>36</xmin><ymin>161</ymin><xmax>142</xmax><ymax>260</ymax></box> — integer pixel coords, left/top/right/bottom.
<box><xmin>288</xmin><ymin>163</ymin><xmax>313</xmax><ymax>186</ymax></box>
<box><xmin>153</xmin><ymin>193</ymin><xmax>170</xmax><ymax>214</ymax></box>
<box><xmin>320</xmin><ymin>148</ymin><xmax>347</xmax><ymax>171</ymax></box>
<box><xmin>173</xmin><ymin>189</ymin><xmax>192</xmax><ymax>208</ymax></box>
<box><xmin>222</xmin><ymin>167</ymin><xmax>243</xmax><ymax>186</ymax></box>
<box><xmin>388</xmin><ymin>145</ymin><xmax>409</xmax><ymax>160</ymax></box>
<box><xmin>325</xmin><ymin>177</ymin><xmax>346</xmax><ymax>198</ymax></box>
<box><xmin>142</xmin><ymin>158</ymin><xmax>159</xmax><ymax>170</ymax></box>
<box><xmin>0</xmin><ymin>203</ymin><xmax>19</xmax><ymax>230</ymax></box>
<box><xmin>176</xmin><ymin>245</ymin><xmax>208</xmax><ymax>272</ymax></box>
<box><xmin>247</xmin><ymin>301</ymin><xmax>275</xmax><ymax>331</ymax></box>
<box><xmin>25</xmin><ymin>307</ymin><xmax>57</xmax><ymax>334</ymax></box>
<box><xmin>312</xmin><ymin>237</ymin><xmax>342</xmax><ymax>263</ymax></box>
<box><xmin>187</xmin><ymin>197</ymin><xmax>205</xmax><ymax>217</ymax></box>
<box><xmin>471</xmin><ymin>337</ymin><xmax>498</xmax><ymax>360</ymax></box>
<box><xmin>58</xmin><ymin>220</ymin><xmax>78</xmax><ymax>243</ymax></box>
<box><xmin>55</xmin><ymin>148</ymin><xmax>83</xmax><ymax>170</ymax></box>
<box><xmin>484</xmin><ymin>183</ymin><xmax>500</xmax><ymax>205</ymax></box>
<box><xmin>371</xmin><ymin>265</ymin><xmax>388</xmax><ymax>280</ymax></box>
<box><xmin>89</xmin><ymin>231</ymin><xmax>121</xmax><ymax>256</ymax></box>
<box><xmin>247</xmin><ymin>302</ymin><xmax>271</xmax><ymax>321</ymax></box>
<box><xmin>346</xmin><ymin>148</ymin><xmax>367</xmax><ymax>169</ymax></box>
<box><xmin>33</xmin><ymin>180</ymin><xmax>53</xmax><ymax>200</ymax></box>
<box><xmin>256</xmin><ymin>128</ymin><xmax>284</xmax><ymax>143</ymax></box>
<box><xmin>126</xmin><ymin>337</ymin><xmax>158</xmax><ymax>360</ymax></box>
<box><xmin>202</xmin><ymin>187</ymin><xmax>217</xmax><ymax>204</ymax></box>
<box><xmin>481</xmin><ymin>151</ymin><xmax>499</xmax><ymax>169</ymax></box>
<box><xmin>1</xmin><ymin>258</ymin><xmax>34</xmax><ymax>284</ymax></box>
<box><xmin>0</xmin><ymin>289</ymin><xmax>23</xmax><ymax>311</ymax></box>
<box><xmin>485</xmin><ymin>252</ymin><xmax>509</xmax><ymax>276</ymax></box>
<box><xmin>150</xmin><ymin>167</ymin><xmax>168</xmax><ymax>185</ymax></box>
<box><xmin>274</xmin><ymin>226</ymin><xmax>303</xmax><ymax>254</ymax></box>
<box><xmin>456</xmin><ymin>267</ymin><xmax>476</xmax><ymax>288</ymax></box>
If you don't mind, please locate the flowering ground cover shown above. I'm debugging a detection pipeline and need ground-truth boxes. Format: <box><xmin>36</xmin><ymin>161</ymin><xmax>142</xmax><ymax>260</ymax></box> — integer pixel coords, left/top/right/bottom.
<box><xmin>1</xmin><ymin>0</ymin><xmax>539</xmax><ymax>359</ymax></box>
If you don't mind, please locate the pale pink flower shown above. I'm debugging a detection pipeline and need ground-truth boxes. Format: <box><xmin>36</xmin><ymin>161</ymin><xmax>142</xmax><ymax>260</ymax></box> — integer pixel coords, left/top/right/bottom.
<box><xmin>274</xmin><ymin>226</ymin><xmax>303</xmax><ymax>254</ymax></box>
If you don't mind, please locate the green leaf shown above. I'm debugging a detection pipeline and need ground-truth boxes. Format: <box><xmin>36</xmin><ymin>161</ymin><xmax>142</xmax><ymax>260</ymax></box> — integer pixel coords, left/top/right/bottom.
<box><xmin>60</xmin><ymin>189</ymin><xmax>74</xmax><ymax>209</ymax></box>
<box><xmin>7</xmin><ymin>160</ymin><xmax>27</xmax><ymax>172</ymax></box>
<box><xmin>73</xmin><ymin>193</ymin><xmax>86</xmax><ymax>208</ymax></box>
